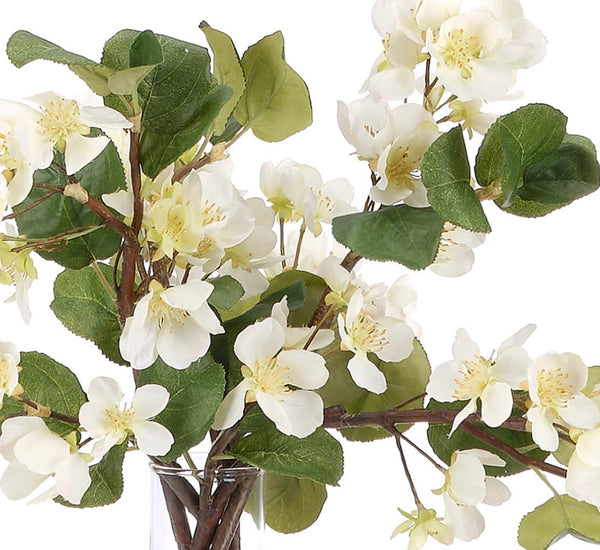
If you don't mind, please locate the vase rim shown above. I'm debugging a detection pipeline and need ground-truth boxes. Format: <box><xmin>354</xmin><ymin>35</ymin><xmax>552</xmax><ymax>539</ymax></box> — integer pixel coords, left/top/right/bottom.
<box><xmin>149</xmin><ymin>455</ymin><xmax>260</xmax><ymax>476</ymax></box>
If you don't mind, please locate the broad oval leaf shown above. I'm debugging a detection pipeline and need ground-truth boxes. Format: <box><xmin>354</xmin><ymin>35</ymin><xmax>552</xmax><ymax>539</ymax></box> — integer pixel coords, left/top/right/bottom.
<box><xmin>51</xmin><ymin>263</ymin><xmax>124</xmax><ymax>365</ymax></box>
<box><xmin>519</xmin><ymin>135</ymin><xmax>600</xmax><ymax>204</ymax></box>
<box><xmin>234</xmin><ymin>31</ymin><xmax>312</xmax><ymax>142</ymax></box>
<box><xmin>332</xmin><ymin>206</ymin><xmax>444</xmax><ymax>270</ymax></box>
<box><xmin>421</xmin><ymin>126</ymin><xmax>490</xmax><ymax>233</ymax></box>
<box><xmin>18</xmin><ymin>352</ymin><xmax>86</xmax><ymax>436</ymax></box>
<box><xmin>475</xmin><ymin>104</ymin><xmax>567</xmax><ymax>207</ymax></box>
<box><xmin>6</xmin><ymin>30</ymin><xmax>113</xmax><ymax>96</ymax></box>
<box><xmin>263</xmin><ymin>473</ymin><xmax>327</xmax><ymax>534</ymax></box>
<box><xmin>230</xmin><ymin>411</ymin><xmax>343</xmax><ymax>486</ymax></box>
<box><xmin>136</xmin><ymin>355</ymin><xmax>226</xmax><ymax>463</ymax></box>
<box><xmin>200</xmin><ymin>22</ymin><xmax>246</xmax><ymax>136</ymax></box>
<box><xmin>518</xmin><ymin>495</ymin><xmax>600</xmax><ymax>549</ymax></box>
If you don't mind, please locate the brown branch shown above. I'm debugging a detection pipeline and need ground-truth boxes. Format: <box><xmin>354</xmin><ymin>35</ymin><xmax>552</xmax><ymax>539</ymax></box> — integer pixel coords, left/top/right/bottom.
<box><xmin>459</xmin><ymin>422</ymin><xmax>566</xmax><ymax>478</ymax></box>
<box><xmin>116</xmin><ymin>131</ymin><xmax>144</xmax><ymax>325</ymax></box>
<box><xmin>160</xmin><ymin>478</ymin><xmax>193</xmax><ymax>550</ymax></box>
<box><xmin>323</xmin><ymin>405</ymin><xmax>566</xmax><ymax>478</ymax></box>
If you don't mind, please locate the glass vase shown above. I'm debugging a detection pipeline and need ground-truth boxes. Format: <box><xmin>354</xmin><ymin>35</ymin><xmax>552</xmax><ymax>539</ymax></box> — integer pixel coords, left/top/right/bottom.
<box><xmin>150</xmin><ymin>455</ymin><xmax>265</xmax><ymax>550</ymax></box>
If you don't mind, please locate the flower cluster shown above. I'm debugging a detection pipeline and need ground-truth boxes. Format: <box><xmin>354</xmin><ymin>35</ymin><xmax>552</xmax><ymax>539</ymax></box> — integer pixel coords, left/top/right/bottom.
<box><xmin>0</xmin><ymin>3</ymin><xmax>597</xmax><ymax>549</ymax></box>
<box><xmin>337</xmin><ymin>0</ymin><xmax>546</xmax><ymax>278</ymax></box>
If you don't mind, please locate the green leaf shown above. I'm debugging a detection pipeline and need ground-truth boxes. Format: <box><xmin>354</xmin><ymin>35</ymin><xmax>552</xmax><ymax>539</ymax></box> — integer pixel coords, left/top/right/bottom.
<box><xmin>262</xmin><ymin>473</ymin><xmax>327</xmax><ymax>534</ymax></box>
<box><xmin>15</xmin><ymin>142</ymin><xmax>126</xmax><ymax>269</ymax></box>
<box><xmin>208</xmin><ymin>275</ymin><xmax>245</xmax><ymax>311</ymax></box>
<box><xmin>518</xmin><ymin>495</ymin><xmax>600</xmax><ymax>549</ymax></box>
<box><xmin>18</xmin><ymin>352</ymin><xmax>86</xmax><ymax>436</ymax></box>
<box><xmin>230</xmin><ymin>411</ymin><xmax>343</xmax><ymax>486</ymax></box>
<box><xmin>234</xmin><ymin>31</ymin><xmax>312</xmax><ymax>142</ymax></box>
<box><xmin>426</xmin><ymin>399</ymin><xmax>548</xmax><ymax>476</ymax></box>
<box><xmin>107</xmin><ymin>30</ymin><xmax>165</xmax><ymax>96</ymax></box>
<box><xmin>421</xmin><ymin>126</ymin><xmax>491</xmax><ymax>233</ymax></box>
<box><xmin>137</xmin><ymin>356</ymin><xmax>226</xmax><ymax>462</ymax></box>
<box><xmin>129</xmin><ymin>30</ymin><xmax>163</xmax><ymax>67</ymax></box>
<box><xmin>58</xmin><ymin>442</ymin><xmax>127</xmax><ymax>508</ymax></box>
<box><xmin>332</xmin><ymin>206</ymin><xmax>444</xmax><ymax>270</ymax></box>
<box><xmin>318</xmin><ymin>340</ymin><xmax>430</xmax><ymax>442</ymax></box>
<box><xmin>6</xmin><ymin>30</ymin><xmax>114</xmax><ymax>96</ymax></box>
<box><xmin>519</xmin><ymin>135</ymin><xmax>599</xmax><ymax>204</ymax></box>
<box><xmin>475</xmin><ymin>104</ymin><xmax>567</xmax><ymax>207</ymax></box>
<box><xmin>139</xmin><ymin>84</ymin><xmax>231</xmax><ymax>178</ymax></box>
<box><xmin>139</xmin><ymin>33</ymin><xmax>223</xmax><ymax>135</ymax></box>
<box><xmin>51</xmin><ymin>263</ymin><xmax>123</xmax><ymax>365</ymax></box>
<box><xmin>264</xmin><ymin>270</ymin><xmax>327</xmax><ymax>326</ymax></box>
<box><xmin>200</xmin><ymin>22</ymin><xmax>246</xmax><ymax>136</ymax></box>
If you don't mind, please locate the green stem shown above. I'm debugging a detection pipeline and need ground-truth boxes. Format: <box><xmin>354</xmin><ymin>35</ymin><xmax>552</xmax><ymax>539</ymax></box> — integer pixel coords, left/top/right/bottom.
<box><xmin>91</xmin><ymin>261</ymin><xmax>117</xmax><ymax>301</ymax></box>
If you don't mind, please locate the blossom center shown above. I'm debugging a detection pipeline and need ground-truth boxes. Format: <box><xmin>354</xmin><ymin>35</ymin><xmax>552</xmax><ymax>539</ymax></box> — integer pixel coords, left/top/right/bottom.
<box><xmin>243</xmin><ymin>357</ymin><xmax>290</xmax><ymax>398</ymax></box>
<box><xmin>536</xmin><ymin>368</ymin><xmax>574</xmax><ymax>409</ymax></box>
<box><xmin>349</xmin><ymin>313</ymin><xmax>389</xmax><ymax>354</ymax></box>
<box><xmin>37</xmin><ymin>98</ymin><xmax>89</xmax><ymax>146</ymax></box>
<box><xmin>438</xmin><ymin>29</ymin><xmax>482</xmax><ymax>79</ymax></box>
<box><xmin>453</xmin><ymin>355</ymin><xmax>492</xmax><ymax>400</ymax></box>
<box><xmin>104</xmin><ymin>404</ymin><xmax>135</xmax><ymax>436</ymax></box>
<box><xmin>147</xmin><ymin>292</ymin><xmax>189</xmax><ymax>330</ymax></box>
<box><xmin>385</xmin><ymin>145</ymin><xmax>420</xmax><ymax>188</ymax></box>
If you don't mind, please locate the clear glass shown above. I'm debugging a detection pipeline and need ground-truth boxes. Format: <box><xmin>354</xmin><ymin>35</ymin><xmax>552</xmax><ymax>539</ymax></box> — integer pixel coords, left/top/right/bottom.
<box><xmin>150</xmin><ymin>454</ymin><xmax>264</xmax><ymax>550</ymax></box>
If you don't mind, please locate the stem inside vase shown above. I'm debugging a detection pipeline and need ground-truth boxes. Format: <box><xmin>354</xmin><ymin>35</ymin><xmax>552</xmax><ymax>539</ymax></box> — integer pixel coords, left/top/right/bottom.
<box><xmin>150</xmin><ymin>457</ymin><xmax>264</xmax><ymax>550</ymax></box>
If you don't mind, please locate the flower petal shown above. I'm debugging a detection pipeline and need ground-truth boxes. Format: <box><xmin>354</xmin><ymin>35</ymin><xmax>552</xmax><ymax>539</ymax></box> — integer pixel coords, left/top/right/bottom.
<box><xmin>256</xmin><ymin>389</ymin><xmax>324</xmax><ymax>438</ymax></box>
<box><xmin>156</xmin><ymin>317</ymin><xmax>210</xmax><ymax>369</ymax></box>
<box><xmin>574</xmin><ymin>428</ymin><xmax>600</xmax><ymax>467</ymax></box>
<box><xmin>212</xmin><ymin>380</ymin><xmax>253</xmax><ymax>431</ymax></box>
<box><xmin>0</xmin><ymin>461</ymin><xmax>47</xmax><ymax>500</ymax></box>
<box><xmin>527</xmin><ymin>406</ymin><xmax>559</xmax><ymax>452</ymax></box>
<box><xmin>453</xmin><ymin>329</ymin><xmax>480</xmax><ymax>362</ymax></box>
<box><xmin>560</xmin><ymin>394</ymin><xmax>600</xmax><ymax>430</ymax></box>
<box><xmin>480</xmin><ymin>381</ymin><xmax>513</xmax><ymax>428</ymax></box>
<box><xmin>426</xmin><ymin>360</ymin><xmax>464</xmax><ymax>402</ymax></box>
<box><xmin>132</xmin><ymin>384</ymin><xmax>170</xmax><ymax>419</ymax></box>
<box><xmin>64</xmin><ymin>132</ymin><xmax>109</xmax><ymax>175</ymax></box>
<box><xmin>482</xmin><ymin>476</ymin><xmax>511</xmax><ymax>506</ymax></box>
<box><xmin>14</xmin><ymin>431</ymin><xmax>70</xmax><ymax>475</ymax></box>
<box><xmin>131</xmin><ymin>420</ymin><xmax>174</xmax><ymax>456</ymax></box>
<box><xmin>347</xmin><ymin>353</ymin><xmax>387</xmax><ymax>394</ymax></box>
<box><xmin>86</xmin><ymin>376</ymin><xmax>124</xmax><ymax>408</ymax></box>
<box><xmin>234</xmin><ymin>317</ymin><xmax>285</xmax><ymax>367</ymax></box>
<box><xmin>277</xmin><ymin>349</ymin><xmax>329</xmax><ymax>390</ymax></box>
<box><xmin>54</xmin><ymin>453</ymin><xmax>91</xmax><ymax>504</ymax></box>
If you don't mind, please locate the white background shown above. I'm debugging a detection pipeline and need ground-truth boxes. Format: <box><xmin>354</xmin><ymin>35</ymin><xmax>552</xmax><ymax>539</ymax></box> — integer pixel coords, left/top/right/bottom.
<box><xmin>1</xmin><ymin>1</ymin><xmax>600</xmax><ymax>548</ymax></box>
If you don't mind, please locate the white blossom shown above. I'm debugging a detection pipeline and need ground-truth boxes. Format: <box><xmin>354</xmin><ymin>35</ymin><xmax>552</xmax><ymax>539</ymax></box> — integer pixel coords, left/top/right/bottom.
<box><xmin>391</xmin><ymin>506</ymin><xmax>454</xmax><ymax>549</ymax></box>
<box><xmin>426</xmin><ymin>4</ymin><xmax>546</xmax><ymax>102</ymax></box>
<box><xmin>212</xmin><ymin>316</ymin><xmax>329</xmax><ymax>438</ymax></box>
<box><xmin>430</xmin><ymin>223</ymin><xmax>486</xmax><ymax>277</ymax></box>
<box><xmin>79</xmin><ymin>377</ymin><xmax>174</xmax><ymax>457</ymax></box>
<box><xmin>337</xmin><ymin>97</ymin><xmax>394</xmax><ymax>164</ymax></box>
<box><xmin>119</xmin><ymin>279</ymin><xmax>224</xmax><ymax>370</ymax></box>
<box><xmin>437</xmin><ymin>449</ymin><xmax>510</xmax><ymax>541</ymax></box>
<box><xmin>566</xmin><ymin>427</ymin><xmax>600</xmax><ymax>508</ymax></box>
<box><xmin>372</xmin><ymin>103</ymin><xmax>439</xmax><ymax>206</ymax></box>
<box><xmin>0</xmin><ymin>92</ymin><xmax>131</xmax><ymax>179</ymax></box>
<box><xmin>427</xmin><ymin>325</ymin><xmax>535</xmax><ymax>433</ymax></box>
<box><xmin>526</xmin><ymin>353</ymin><xmax>600</xmax><ymax>452</ymax></box>
<box><xmin>0</xmin><ymin>417</ymin><xmax>91</xmax><ymax>505</ymax></box>
<box><xmin>338</xmin><ymin>290</ymin><xmax>414</xmax><ymax>394</ymax></box>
